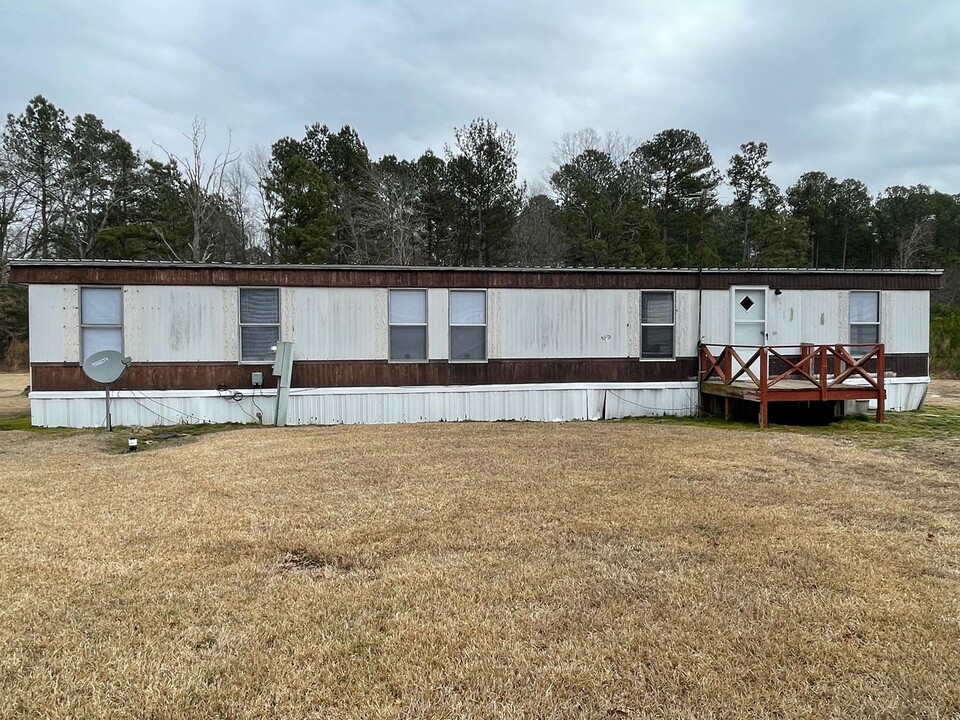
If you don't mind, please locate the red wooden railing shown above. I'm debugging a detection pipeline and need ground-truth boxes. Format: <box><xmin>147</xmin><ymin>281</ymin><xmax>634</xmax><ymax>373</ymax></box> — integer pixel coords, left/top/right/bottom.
<box><xmin>699</xmin><ymin>343</ymin><xmax>886</xmax><ymax>426</ymax></box>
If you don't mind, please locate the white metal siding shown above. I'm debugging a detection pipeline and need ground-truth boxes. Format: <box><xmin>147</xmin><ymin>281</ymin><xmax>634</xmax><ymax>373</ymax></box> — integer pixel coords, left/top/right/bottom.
<box><xmin>29</xmin><ymin>284</ymin><xmax>77</xmax><ymax>363</ymax></box>
<box><xmin>881</xmin><ymin>291</ymin><xmax>929</xmax><ymax>354</ymax></box>
<box><xmin>625</xmin><ymin>290</ymin><xmax>641</xmax><ymax>357</ymax></box>
<box><xmin>674</xmin><ymin>290</ymin><xmax>699</xmax><ymax>357</ymax></box>
<box><xmin>699</xmin><ymin>290</ymin><xmax>730</xmax><ymax>344</ymax></box>
<box><xmin>766</xmin><ymin>290</ymin><xmax>802</xmax><ymax>348</ymax></box>
<box><xmin>279</xmin><ymin>287</ymin><xmax>295</xmax><ymax>345</ymax></box>
<box><xmin>122</xmin><ymin>287</ymin><xmax>145</xmax><ymax>360</ymax></box>
<box><xmin>490</xmin><ymin>289</ymin><xmax>632</xmax><ymax>359</ymax></box>
<box><xmin>799</xmin><ymin>291</ymin><xmax>843</xmax><ymax>345</ymax></box>
<box><xmin>427</xmin><ymin>288</ymin><xmax>449</xmax><ymax>359</ymax></box>
<box><xmin>125</xmin><ymin>286</ymin><xmax>233</xmax><ymax>362</ymax></box>
<box><xmin>222</xmin><ymin>288</ymin><xmax>240</xmax><ymax>361</ymax></box>
<box><xmin>288</xmin><ymin>287</ymin><xmax>385</xmax><ymax>360</ymax></box>
<box><xmin>27</xmin><ymin>283</ymin><xmax>933</xmax><ymax>367</ymax></box>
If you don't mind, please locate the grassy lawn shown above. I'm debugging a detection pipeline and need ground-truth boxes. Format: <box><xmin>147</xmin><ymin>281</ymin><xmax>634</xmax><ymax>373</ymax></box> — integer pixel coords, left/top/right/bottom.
<box><xmin>0</xmin><ymin>372</ymin><xmax>29</xmax><ymax>420</ymax></box>
<box><xmin>0</xmin><ymin>377</ymin><xmax>958</xmax><ymax>718</ymax></box>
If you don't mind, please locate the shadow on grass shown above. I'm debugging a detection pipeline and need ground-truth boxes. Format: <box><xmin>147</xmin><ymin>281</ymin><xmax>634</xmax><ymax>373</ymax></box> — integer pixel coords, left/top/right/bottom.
<box><xmin>626</xmin><ymin>403</ymin><xmax>960</xmax><ymax>465</ymax></box>
<box><xmin>0</xmin><ymin>410</ymin><xmax>249</xmax><ymax>454</ymax></box>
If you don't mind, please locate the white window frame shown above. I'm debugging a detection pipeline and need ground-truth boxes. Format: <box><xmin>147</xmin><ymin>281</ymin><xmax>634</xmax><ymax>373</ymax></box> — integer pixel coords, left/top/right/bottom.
<box><xmin>640</xmin><ymin>290</ymin><xmax>675</xmax><ymax>361</ymax></box>
<box><xmin>80</xmin><ymin>286</ymin><xmax>123</xmax><ymax>360</ymax></box>
<box><xmin>849</xmin><ymin>290</ymin><xmax>880</xmax><ymax>345</ymax></box>
<box><xmin>388</xmin><ymin>289</ymin><xmax>428</xmax><ymax>363</ymax></box>
<box><xmin>448</xmin><ymin>289</ymin><xmax>487</xmax><ymax>363</ymax></box>
<box><xmin>239</xmin><ymin>287</ymin><xmax>281</xmax><ymax>364</ymax></box>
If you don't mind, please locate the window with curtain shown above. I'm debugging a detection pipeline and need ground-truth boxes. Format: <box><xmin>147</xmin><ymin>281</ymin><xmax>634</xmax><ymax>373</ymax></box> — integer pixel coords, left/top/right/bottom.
<box><xmin>240</xmin><ymin>288</ymin><xmax>280</xmax><ymax>362</ymax></box>
<box><xmin>850</xmin><ymin>291</ymin><xmax>880</xmax><ymax>344</ymax></box>
<box><xmin>449</xmin><ymin>290</ymin><xmax>486</xmax><ymax>361</ymax></box>
<box><xmin>80</xmin><ymin>287</ymin><xmax>123</xmax><ymax>360</ymax></box>
<box><xmin>389</xmin><ymin>290</ymin><xmax>427</xmax><ymax>361</ymax></box>
<box><xmin>640</xmin><ymin>291</ymin><xmax>674</xmax><ymax>359</ymax></box>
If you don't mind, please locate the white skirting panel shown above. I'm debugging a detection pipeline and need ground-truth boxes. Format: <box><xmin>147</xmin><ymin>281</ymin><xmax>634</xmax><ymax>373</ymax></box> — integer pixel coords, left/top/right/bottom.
<box><xmin>286</xmin><ymin>382</ymin><xmax>698</xmax><ymax>425</ymax></box>
<box><xmin>29</xmin><ymin>389</ymin><xmax>277</xmax><ymax>428</ymax></box>
<box><xmin>28</xmin><ymin>382</ymin><xmax>700</xmax><ymax>428</ymax></box>
<box><xmin>843</xmin><ymin>376</ymin><xmax>931</xmax><ymax>414</ymax></box>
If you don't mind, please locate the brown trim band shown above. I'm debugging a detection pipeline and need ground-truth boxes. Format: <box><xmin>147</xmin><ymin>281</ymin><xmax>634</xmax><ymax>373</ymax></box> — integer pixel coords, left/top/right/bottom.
<box><xmin>29</xmin><ymin>354</ymin><xmax>928</xmax><ymax>392</ymax></box>
<box><xmin>9</xmin><ymin>264</ymin><xmax>943</xmax><ymax>291</ymax></box>
<box><xmin>31</xmin><ymin>359</ymin><xmax>699</xmax><ymax>392</ymax></box>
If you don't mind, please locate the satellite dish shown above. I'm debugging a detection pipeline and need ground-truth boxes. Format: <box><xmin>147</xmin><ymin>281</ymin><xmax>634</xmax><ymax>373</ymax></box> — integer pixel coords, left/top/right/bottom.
<box><xmin>82</xmin><ymin>350</ymin><xmax>132</xmax><ymax>384</ymax></box>
<box><xmin>81</xmin><ymin>351</ymin><xmax>132</xmax><ymax>431</ymax></box>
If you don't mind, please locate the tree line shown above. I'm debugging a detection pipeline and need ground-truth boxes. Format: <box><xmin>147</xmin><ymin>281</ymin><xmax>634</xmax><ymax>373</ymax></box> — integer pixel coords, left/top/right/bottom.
<box><xmin>2</xmin><ymin>94</ymin><xmax>959</xmax><ymax>366</ymax></box>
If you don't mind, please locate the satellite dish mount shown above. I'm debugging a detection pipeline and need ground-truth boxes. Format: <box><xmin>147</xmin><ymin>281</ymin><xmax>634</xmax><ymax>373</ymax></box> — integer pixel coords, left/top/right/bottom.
<box><xmin>81</xmin><ymin>351</ymin><xmax>132</xmax><ymax>431</ymax></box>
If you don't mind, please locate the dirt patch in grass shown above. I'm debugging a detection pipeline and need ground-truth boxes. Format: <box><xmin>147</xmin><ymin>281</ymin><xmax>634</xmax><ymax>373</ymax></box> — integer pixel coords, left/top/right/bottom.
<box><xmin>0</xmin><ymin>415</ymin><xmax>958</xmax><ymax>718</ymax></box>
<box><xmin>274</xmin><ymin>548</ymin><xmax>357</xmax><ymax>579</ymax></box>
<box><xmin>100</xmin><ymin>423</ymin><xmax>246</xmax><ymax>454</ymax></box>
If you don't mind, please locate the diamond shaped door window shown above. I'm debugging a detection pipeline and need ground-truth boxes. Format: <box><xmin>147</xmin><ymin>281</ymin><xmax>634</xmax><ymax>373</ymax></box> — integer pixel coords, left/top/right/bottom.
<box><xmin>740</xmin><ymin>295</ymin><xmax>755</xmax><ymax>312</ymax></box>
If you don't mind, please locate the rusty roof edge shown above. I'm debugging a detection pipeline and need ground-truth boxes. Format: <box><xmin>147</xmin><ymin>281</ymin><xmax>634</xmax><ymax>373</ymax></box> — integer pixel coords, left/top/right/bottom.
<box><xmin>5</xmin><ymin>259</ymin><xmax>946</xmax><ymax>275</ymax></box>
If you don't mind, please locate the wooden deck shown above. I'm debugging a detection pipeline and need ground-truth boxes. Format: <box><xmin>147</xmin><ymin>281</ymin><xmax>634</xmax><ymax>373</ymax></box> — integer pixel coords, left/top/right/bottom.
<box><xmin>699</xmin><ymin>343</ymin><xmax>886</xmax><ymax>427</ymax></box>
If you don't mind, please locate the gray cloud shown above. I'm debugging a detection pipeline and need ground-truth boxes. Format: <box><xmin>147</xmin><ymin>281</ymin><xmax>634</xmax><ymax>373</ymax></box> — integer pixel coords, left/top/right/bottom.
<box><xmin>2</xmin><ymin>0</ymin><xmax>958</xmax><ymax>196</ymax></box>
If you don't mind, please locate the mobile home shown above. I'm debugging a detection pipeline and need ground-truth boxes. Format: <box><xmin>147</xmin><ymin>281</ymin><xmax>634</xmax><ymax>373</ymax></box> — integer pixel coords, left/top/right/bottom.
<box><xmin>9</xmin><ymin>261</ymin><xmax>940</xmax><ymax>428</ymax></box>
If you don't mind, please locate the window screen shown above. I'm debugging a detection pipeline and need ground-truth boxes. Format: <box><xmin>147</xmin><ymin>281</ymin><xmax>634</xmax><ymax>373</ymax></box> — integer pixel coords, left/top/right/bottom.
<box><xmin>240</xmin><ymin>288</ymin><xmax>280</xmax><ymax>362</ymax></box>
<box><xmin>389</xmin><ymin>290</ymin><xmax>427</xmax><ymax>361</ymax></box>
<box><xmin>640</xmin><ymin>291</ymin><xmax>674</xmax><ymax>359</ymax></box>
<box><xmin>849</xmin><ymin>291</ymin><xmax>879</xmax><ymax>344</ymax></box>
<box><xmin>80</xmin><ymin>287</ymin><xmax>123</xmax><ymax>359</ymax></box>
<box><xmin>450</xmin><ymin>290</ymin><xmax>486</xmax><ymax>361</ymax></box>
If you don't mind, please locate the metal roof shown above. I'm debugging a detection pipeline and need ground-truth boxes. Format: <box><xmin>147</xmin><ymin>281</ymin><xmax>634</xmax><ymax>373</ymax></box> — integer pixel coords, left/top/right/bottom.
<box><xmin>6</xmin><ymin>259</ymin><xmax>945</xmax><ymax>275</ymax></box>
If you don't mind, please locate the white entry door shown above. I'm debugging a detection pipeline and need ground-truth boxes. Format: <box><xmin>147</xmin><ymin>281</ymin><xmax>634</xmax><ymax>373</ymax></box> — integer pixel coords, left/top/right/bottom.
<box><xmin>731</xmin><ymin>287</ymin><xmax>767</xmax><ymax>378</ymax></box>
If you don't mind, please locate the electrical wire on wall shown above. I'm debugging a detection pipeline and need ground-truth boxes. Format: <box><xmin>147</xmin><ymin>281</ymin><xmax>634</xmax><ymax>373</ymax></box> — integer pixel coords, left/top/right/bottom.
<box><xmin>102</xmin><ymin>387</ymin><xmax>260</xmax><ymax>427</ymax></box>
<box><xmin>129</xmin><ymin>396</ymin><xmax>179</xmax><ymax>425</ymax></box>
<box><xmin>131</xmin><ymin>390</ymin><xmax>210</xmax><ymax>424</ymax></box>
<box><xmin>251</xmin><ymin>384</ymin><xmax>264</xmax><ymax>423</ymax></box>
<box><xmin>216</xmin><ymin>385</ymin><xmax>260</xmax><ymax>423</ymax></box>
<box><xmin>605</xmin><ymin>386</ymin><xmax>701</xmax><ymax>416</ymax></box>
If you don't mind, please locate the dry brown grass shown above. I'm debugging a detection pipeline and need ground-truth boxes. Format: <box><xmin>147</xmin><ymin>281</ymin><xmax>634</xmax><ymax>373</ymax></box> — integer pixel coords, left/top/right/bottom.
<box><xmin>928</xmin><ymin>378</ymin><xmax>960</xmax><ymax>410</ymax></box>
<box><xmin>0</xmin><ymin>385</ymin><xmax>959</xmax><ymax>718</ymax></box>
<box><xmin>0</xmin><ymin>372</ymin><xmax>29</xmax><ymax>418</ymax></box>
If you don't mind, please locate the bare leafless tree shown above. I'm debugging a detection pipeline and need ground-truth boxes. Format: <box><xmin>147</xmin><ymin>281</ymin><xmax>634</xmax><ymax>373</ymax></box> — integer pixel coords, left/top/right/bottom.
<box><xmin>935</xmin><ymin>266</ymin><xmax>960</xmax><ymax>306</ymax></box>
<box><xmin>357</xmin><ymin>163</ymin><xmax>426</xmax><ymax>265</ymax></box>
<box><xmin>895</xmin><ymin>215</ymin><xmax>936</xmax><ymax>269</ymax></box>
<box><xmin>246</xmin><ymin>145</ymin><xmax>276</xmax><ymax>261</ymax></box>
<box><xmin>508</xmin><ymin>185</ymin><xmax>567</xmax><ymax>266</ymax></box>
<box><xmin>551</xmin><ymin>128</ymin><xmax>637</xmax><ymax>171</ymax></box>
<box><xmin>223</xmin><ymin>159</ymin><xmax>263</xmax><ymax>261</ymax></box>
<box><xmin>156</xmin><ymin>118</ymin><xmax>239</xmax><ymax>262</ymax></box>
<box><xmin>0</xmin><ymin>146</ymin><xmax>33</xmax><ymax>264</ymax></box>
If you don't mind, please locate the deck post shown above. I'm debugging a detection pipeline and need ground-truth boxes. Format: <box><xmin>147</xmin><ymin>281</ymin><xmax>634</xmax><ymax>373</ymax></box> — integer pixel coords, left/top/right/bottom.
<box><xmin>800</xmin><ymin>343</ymin><xmax>812</xmax><ymax>374</ymax></box>
<box><xmin>876</xmin><ymin>344</ymin><xmax>885</xmax><ymax>424</ymax></box>
<box><xmin>819</xmin><ymin>347</ymin><xmax>828</xmax><ymax>401</ymax></box>
<box><xmin>759</xmin><ymin>346</ymin><xmax>769</xmax><ymax>428</ymax></box>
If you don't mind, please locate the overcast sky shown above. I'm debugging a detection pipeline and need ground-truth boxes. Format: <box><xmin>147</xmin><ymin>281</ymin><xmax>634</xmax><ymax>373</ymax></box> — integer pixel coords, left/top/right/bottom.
<box><xmin>2</xmin><ymin>0</ymin><xmax>959</xmax><ymax>198</ymax></box>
